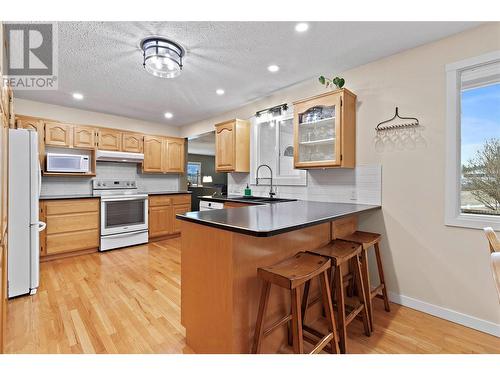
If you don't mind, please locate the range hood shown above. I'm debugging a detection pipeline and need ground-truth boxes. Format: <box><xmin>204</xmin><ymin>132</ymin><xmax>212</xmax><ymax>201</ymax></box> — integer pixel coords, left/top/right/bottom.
<box><xmin>96</xmin><ymin>150</ymin><xmax>144</xmax><ymax>163</ymax></box>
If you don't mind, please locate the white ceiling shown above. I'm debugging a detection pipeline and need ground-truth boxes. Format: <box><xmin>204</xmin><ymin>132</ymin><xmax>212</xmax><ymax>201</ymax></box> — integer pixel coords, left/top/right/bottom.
<box><xmin>15</xmin><ymin>22</ymin><xmax>481</xmax><ymax>127</ymax></box>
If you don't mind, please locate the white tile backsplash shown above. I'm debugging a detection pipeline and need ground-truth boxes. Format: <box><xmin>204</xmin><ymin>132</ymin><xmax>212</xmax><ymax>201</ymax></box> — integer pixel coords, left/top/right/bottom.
<box><xmin>228</xmin><ymin>165</ymin><xmax>381</xmax><ymax>205</ymax></box>
<box><xmin>41</xmin><ymin>162</ymin><xmax>180</xmax><ymax>196</ymax></box>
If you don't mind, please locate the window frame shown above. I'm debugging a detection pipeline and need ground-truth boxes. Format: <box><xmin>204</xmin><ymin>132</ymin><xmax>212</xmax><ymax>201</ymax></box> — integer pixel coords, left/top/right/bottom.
<box><xmin>445</xmin><ymin>51</ymin><xmax>500</xmax><ymax>230</ymax></box>
<box><xmin>187</xmin><ymin>161</ymin><xmax>202</xmax><ymax>186</ymax></box>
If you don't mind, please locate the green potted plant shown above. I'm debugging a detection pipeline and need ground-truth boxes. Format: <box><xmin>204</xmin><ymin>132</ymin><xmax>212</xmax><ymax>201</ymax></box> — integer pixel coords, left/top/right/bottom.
<box><xmin>318</xmin><ymin>75</ymin><xmax>345</xmax><ymax>90</ymax></box>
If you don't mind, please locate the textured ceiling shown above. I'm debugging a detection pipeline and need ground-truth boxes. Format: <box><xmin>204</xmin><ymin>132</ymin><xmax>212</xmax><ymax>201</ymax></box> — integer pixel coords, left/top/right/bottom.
<box><xmin>15</xmin><ymin>22</ymin><xmax>481</xmax><ymax>127</ymax></box>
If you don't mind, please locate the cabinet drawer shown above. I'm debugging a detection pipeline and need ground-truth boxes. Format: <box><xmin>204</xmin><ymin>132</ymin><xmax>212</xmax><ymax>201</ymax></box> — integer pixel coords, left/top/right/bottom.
<box><xmin>172</xmin><ymin>194</ymin><xmax>191</xmax><ymax>205</ymax></box>
<box><xmin>46</xmin><ymin>229</ymin><xmax>99</xmax><ymax>254</ymax></box>
<box><xmin>46</xmin><ymin>212</ymin><xmax>99</xmax><ymax>235</ymax></box>
<box><xmin>149</xmin><ymin>195</ymin><xmax>172</xmax><ymax>207</ymax></box>
<box><xmin>44</xmin><ymin>199</ymin><xmax>99</xmax><ymax>215</ymax></box>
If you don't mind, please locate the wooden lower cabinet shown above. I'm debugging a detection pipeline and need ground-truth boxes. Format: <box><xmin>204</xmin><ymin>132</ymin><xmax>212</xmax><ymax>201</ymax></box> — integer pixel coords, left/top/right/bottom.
<box><xmin>172</xmin><ymin>204</ymin><xmax>190</xmax><ymax>234</ymax></box>
<box><xmin>149</xmin><ymin>206</ymin><xmax>173</xmax><ymax>238</ymax></box>
<box><xmin>40</xmin><ymin>198</ymin><xmax>100</xmax><ymax>258</ymax></box>
<box><xmin>149</xmin><ymin>194</ymin><xmax>191</xmax><ymax>239</ymax></box>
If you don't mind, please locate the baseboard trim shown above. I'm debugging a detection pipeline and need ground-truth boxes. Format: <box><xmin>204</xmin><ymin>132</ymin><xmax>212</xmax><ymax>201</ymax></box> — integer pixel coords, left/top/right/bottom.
<box><xmin>388</xmin><ymin>291</ymin><xmax>500</xmax><ymax>338</ymax></box>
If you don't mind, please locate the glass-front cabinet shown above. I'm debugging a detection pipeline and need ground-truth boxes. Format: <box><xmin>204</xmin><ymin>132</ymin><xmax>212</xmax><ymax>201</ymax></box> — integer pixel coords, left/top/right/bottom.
<box><xmin>293</xmin><ymin>89</ymin><xmax>356</xmax><ymax>169</ymax></box>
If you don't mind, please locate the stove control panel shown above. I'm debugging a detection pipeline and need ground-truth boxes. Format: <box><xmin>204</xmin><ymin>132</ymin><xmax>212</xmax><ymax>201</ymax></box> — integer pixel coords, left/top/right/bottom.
<box><xmin>92</xmin><ymin>179</ymin><xmax>137</xmax><ymax>190</ymax></box>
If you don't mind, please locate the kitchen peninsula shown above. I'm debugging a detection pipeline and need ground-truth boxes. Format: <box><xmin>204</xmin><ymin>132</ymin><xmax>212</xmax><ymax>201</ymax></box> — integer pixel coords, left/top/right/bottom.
<box><xmin>178</xmin><ymin>200</ymin><xmax>380</xmax><ymax>353</ymax></box>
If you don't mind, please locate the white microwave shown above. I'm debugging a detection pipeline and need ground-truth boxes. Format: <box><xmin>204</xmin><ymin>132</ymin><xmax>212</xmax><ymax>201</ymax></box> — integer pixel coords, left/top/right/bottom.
<box><xmin>46</xmin><ymin>153</ymin><xmax>90</xmax><ymax>173</ymax></box>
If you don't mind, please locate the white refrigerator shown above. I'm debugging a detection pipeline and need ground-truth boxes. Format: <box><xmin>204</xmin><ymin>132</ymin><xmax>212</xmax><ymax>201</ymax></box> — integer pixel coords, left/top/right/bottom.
<box><xmin>8</xmin><ymin>129</ymin><xmax>46</xmax><ymax>298</ymax></box>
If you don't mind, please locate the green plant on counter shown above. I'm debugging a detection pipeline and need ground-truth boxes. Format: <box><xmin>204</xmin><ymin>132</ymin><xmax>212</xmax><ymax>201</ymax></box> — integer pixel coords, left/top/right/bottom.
<box><xmin>318</xmin><ymin>75</ymin><xmax>345</xmax><ymax>89</ymax></box>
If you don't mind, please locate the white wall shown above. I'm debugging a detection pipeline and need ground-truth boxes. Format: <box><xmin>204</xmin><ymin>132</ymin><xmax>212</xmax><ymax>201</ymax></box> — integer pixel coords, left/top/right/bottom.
<box><xmin>181</xmin><ymin>23</ymin><xmax>500</xmax><ymax>335</ymax></box>
<box><xmin>15</xmin><ymin>98</ymin><xmax>181</xmax><ymax>137</ymax></box>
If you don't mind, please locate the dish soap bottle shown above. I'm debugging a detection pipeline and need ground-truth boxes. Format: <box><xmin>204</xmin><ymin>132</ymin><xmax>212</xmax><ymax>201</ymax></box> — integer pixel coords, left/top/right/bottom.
<box><xmin>244</xmin><ymin>183</ymin><xmax>252</xmax><ymax>197</ymax></box>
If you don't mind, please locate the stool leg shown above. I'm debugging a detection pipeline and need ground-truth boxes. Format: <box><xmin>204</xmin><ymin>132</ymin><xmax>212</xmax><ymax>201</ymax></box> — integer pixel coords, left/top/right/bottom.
<box><xmin>291</xmin><ymin>288</ymin><xmax>304</xmax><ymax>354</ymax></box>
<box><xmin>334</xmin><ymin>265</ymin><xmax>347</xmax><ymax>354</ymax></box>
<box><xmin>352</xmin><ymin>256</ymin><xmax>371</xmax><ymax>336</ymax></box>
<box><xmin>374</xmin><ymin>242</ymin><xmax>391</xmax><ymax>312</ymax></box>
<box><xmin>252</xmin><ymin>281</ymin><xmax>271</xmax><ymax>354</ymax></box>
<box><xmin>319</xmin><ymin>270</ymin><xmax>340</xmax><ymax>354</ymax></box>
<box><xmin>359</xmin><ymin>249</ymin><xmax>374</xmax><ymax>331</ymax></box>
<box><xmin>301</xmin><ymin>280</ymin><xmax>311</xmax><ymax>325</ymax></box>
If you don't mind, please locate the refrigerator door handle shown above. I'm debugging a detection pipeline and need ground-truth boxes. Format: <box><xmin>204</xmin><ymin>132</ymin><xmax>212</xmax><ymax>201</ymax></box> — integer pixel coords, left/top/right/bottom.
<box><xmin>38</xmin><ymin>161</ymin><xmax>42</xmax><ymax>196</ymax></box>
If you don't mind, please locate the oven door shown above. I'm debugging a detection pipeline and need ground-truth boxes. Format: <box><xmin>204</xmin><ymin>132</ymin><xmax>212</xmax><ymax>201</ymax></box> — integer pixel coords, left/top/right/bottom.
<box><xmin>100</xmin><ymin>195</ymin><xmax>148</xmax><ymax>236</ymax></box>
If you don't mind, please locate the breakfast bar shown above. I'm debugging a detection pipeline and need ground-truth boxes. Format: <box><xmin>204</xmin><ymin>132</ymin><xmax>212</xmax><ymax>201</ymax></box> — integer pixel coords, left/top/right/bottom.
<box><xmin>177</xmin><ymin>201</ymin><xmax>380</xmax><ymax>353</ymax></box>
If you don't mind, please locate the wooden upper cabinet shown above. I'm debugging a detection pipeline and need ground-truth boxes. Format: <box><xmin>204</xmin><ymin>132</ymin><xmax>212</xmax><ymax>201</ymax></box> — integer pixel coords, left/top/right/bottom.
<box><xmin>122</xmin><ymin>133</ymin><xmax>143</xmax><ymax>153</ymax></box>
<box><xmin>143</xmin><ymin>136</ymin><xmax>164</xmax><ymax>173</ymax></box>
<box><xmin>143</xmin><ymin>136</ymin><xmax>185</xmax><ymax>174</ymax></box>
<box><xmin>73</xmin><ymin>126</ymin><xmax>96</xmax><ymax>149</ymax></box>
<box><xmin>16</xmin><ymin>116</ymin><xmax>45</xmax><ymax>165</ymax></box>
<box><xmin>215</xmin><ymin>119</ymin><xmax>250</xmax><ymax>172</ymax></box>
<box><xmin>293</xmin><ymin>89</ymin><xmax>356</xmax><ymax>169</ymax></box>
<box><xmin>98</xmin><ymin>128</ymin><xmax>121</xmax><ymax>151</ymax></box>
<box><xmin>44</xmin><ymin>121</ymin><xmax>72</xmax><ymax>147</ymax></box>
<box><xmin>165</xmin><ymin>138</ymin><xmax>185</xmax><ymax>173</ymax></box>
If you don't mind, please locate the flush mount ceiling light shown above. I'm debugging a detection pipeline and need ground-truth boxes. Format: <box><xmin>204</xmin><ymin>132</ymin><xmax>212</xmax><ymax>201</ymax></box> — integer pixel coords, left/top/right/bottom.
<box><xmin>164</xmin><ymin>112</ymin><xmax>173</xmax><ymax>119</ymax></box>
<box><xmin>72</xmin><ymin>92</ymin><xmax>84</xmax><ymax>100</ymax></box>
<box><xmin>295</xmin><ymin>23</ymin><xmax>309</xmax><ymax>32</ymax></box>
<box><xmin>140</xmin><ymin>37</ymin><xmax>185</xmax><ymax>79</ymax></box>
<box><xmin>216</xmin><ymin>89</ymin><xmax>225</xmax><ymax>95</ymax></box>
<box><xmin>267</xmin><ymin>64</ymin><xmax>280</xmax><ymax>73</ymax></box>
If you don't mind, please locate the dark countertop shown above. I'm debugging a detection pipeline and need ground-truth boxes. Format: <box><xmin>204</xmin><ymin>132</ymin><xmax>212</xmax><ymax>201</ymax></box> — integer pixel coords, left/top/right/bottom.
<box><xmin>39</xmin><ymin>191</ymin><xmax>191</xmax><ymax>200</ymax></box>
<box><xmin>177</xmin><ymin>200</ymin><xmax>381</xmax><ymax>237</ymax></box>
<box><xmin>143</xmin><ymin>191</ymin><xmax>191</xmax><ymax>196</ymax></box>
<box><xmin>39</xmin><ymin>194</ymin><xmax>97</xmax><ymax>200</ymax></box>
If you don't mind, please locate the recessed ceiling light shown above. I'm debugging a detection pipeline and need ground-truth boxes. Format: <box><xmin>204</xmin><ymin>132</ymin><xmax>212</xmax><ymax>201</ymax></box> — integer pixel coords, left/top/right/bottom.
<box><xmin>267</xmin><ymin>65</ymin><xmax>280</xmax><ymax>73</ymax></box>
<box><xmin>295</xmin><ymin>23</ymin><xmax>309</xmax><ymax>32</ymax></box>
<box><xmin>216</xmin><ymin>89</ymin><xmax>225</xmax><ymax>95</ymax></box>
<box><xmin>72</xmin><ymin>92</ymin><xmax>84</xmax><ymax>100</ymax></box>
<box><xmin>164</xmin><ymin>112</ymin><xmax>173</xmax><ymax>119</ymax></box>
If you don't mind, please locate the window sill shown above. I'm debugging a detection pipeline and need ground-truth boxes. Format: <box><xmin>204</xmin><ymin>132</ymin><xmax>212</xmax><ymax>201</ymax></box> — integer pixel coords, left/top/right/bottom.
<box><xmin>446</xmin><ymin>213</ymin><xmax>500</xmax><ymax>231</ymax></box>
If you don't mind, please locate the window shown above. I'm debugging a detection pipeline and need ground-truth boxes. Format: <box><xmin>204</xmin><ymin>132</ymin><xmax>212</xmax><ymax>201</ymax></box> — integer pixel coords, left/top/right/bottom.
<box><xmin>250</xmin><ymin>108</ymin><xmax>307</xmax><ymax>186</ymax></box>
<box><xmin>187</xmin><ymin>162</ymin><xmax>201</xmax><ymax>186</ymax></box>
<box><xmin>446</xmin><ymin>51</ymin><xmax>500</xmax><ymax>229</ymax></box>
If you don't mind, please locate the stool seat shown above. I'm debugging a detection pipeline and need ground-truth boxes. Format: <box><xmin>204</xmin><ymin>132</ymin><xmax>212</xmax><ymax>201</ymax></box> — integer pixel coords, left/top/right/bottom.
<box><xmin>311</xmin><ymin>240</ymin><xmax>362</xmax><ymax>266</ymax></box>
<box><xmin>339</xmin><ymin>231</ymin><xmax>381</xmax><ymax>249</ymax></box>
<box><xmin>258</xmin><ymin>252</ymin><xmax>331</xmax><ymax>290</ymax></box>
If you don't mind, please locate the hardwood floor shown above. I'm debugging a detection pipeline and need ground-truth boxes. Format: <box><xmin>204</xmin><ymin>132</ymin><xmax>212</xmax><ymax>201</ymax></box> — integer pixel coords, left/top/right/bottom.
<box><xmin>6</xmin><ymin>238</ymin><xmax>500</xmax><ymax>354</ymax></box>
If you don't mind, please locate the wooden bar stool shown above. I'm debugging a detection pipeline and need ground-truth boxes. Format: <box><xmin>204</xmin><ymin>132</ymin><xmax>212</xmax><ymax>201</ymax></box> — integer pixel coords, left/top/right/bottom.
<box><xmin>339</xmin><ymin>231</ymin><xmax>390</xmax><ymax>330</ymax></box>
<box><xmin>252</xmin><ymin>252</ymin><xmax>340</xmax><ymax>354</ymax></box>
<box><xmin>305</xmin><ymin>240</ymin><xmax>371</xmax><ymax>354</ymax></box>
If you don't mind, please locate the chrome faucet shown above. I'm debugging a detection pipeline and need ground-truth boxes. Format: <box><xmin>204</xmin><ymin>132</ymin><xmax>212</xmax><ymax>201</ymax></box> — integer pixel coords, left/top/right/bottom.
<box><xmin>256</xmin><ymin>164</ymin><xmax>276</xmax><ymax>198</ymax></box>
